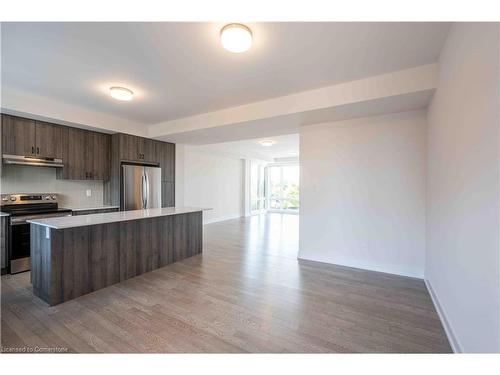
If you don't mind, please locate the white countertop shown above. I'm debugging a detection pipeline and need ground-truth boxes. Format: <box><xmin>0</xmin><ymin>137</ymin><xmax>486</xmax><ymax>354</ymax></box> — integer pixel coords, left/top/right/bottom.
<box><xmin>63</xmin><ymin>205</ymin><xmax>120</xmax><ymax>212</ymax></box>
<box><xmin>28</xmin><ymin>207</ymin><xmax>211</xmax><ymax>229</ymax></box>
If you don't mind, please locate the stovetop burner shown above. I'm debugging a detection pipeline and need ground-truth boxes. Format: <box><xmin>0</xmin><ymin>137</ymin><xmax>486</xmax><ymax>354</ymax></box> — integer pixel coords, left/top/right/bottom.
<box><xmin>0</xmin><ymin>193</ymin><xmax>72</xmax><ymax>216</ymax></box>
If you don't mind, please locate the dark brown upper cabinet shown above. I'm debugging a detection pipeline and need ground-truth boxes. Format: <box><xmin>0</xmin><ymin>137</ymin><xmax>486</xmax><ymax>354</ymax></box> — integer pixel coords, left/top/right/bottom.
<box><xmin>1</xmin><ymin>115</ymin><xmax>63</xmax><ymax>159</ymax></box>
<box><xmin>118</xmin><ymin>133</ymin><xmax>139</xmax><ymax>161</ymax></box>
<box><xmin>157</xmin><ymin>141</ymin><xmax>175</xmax><ymax>182</ymax></box>
<box><xmin>2</xmin><ymin>115</ymin><xmax>37</xmax><ymax>157</ymax></box>
<box><xmin>34</xmin><ymin>121</ymin><xmax>63</xmax><ymax>159</ymax></box>
<box><xmin>57</xmin><ymin>127</ymin><xmax>110</xmax><ymax>181</ymax></box>
<box><xmin>138</xmin><ymin>138</ymin><xmax>156</xmax><ymax>163</ymax></box>
<box><xmin>90</xmin><ymin>132</ymin><xmax>111</xmax><ymax>180</ymax></box>
<box><xmin>117</xmin><ymin>133</ymin><xmax>158</xmax><ymax>163</ymax></box>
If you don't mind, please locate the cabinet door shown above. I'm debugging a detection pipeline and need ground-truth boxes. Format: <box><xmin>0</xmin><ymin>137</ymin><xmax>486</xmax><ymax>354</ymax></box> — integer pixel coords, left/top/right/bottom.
<box><xmin>156</xmin><ymin>141</ymin><xmax>175</xmax><ymax>182</ymax></box>
<box><xmin>139</xmin><ymin>138</ymin><xmax>157</xmax><ymax>163</ymax></box>
<box><xmin>35</xmin><ymin>121</ymin><xmax>63</xmax><ymax>159</ymax></box>
<box><xmin>1</xmin><ymin>115</ymin><xmax>36</xmax><ymax>156</ymax></box>
<box><xmin>84</xmin><ymin>131</ymin><xmax>94</xmax><ymax>179</ymax></box>
<box><xmin>91</xmin><ymin>132</ymin><xmax>110</xmax><ymax>180</ymax></box>
<box><xmin>161</xmin><ymin>181</ymin><xmax>175</xmax><ymax>207</ymax></box>
<box><xmin>119</xmin><ymin>134</ymin><xmax>139</xmax><ymax>161</ymax></box>
<box><xmin>60</xmin><ymin>127</ymin><xmax>87</xmax><ymax>180</ymax></box>
<box><xmin>158</xmin><ymin>142</ymin><xmax>175</xmax><ymax>182</ymax></box>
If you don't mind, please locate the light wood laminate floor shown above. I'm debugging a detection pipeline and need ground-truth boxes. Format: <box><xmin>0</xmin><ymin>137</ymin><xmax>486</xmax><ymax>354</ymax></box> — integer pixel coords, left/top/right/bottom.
<box><xmin>1</xmin><ymin>213</ymin><xmax>451</xmax><ymax>353</ymax></box>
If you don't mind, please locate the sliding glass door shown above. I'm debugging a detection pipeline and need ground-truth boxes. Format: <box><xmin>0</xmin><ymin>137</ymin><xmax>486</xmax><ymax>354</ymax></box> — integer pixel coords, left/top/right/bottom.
<box><xmin>267</xmin><ymin>164</ymin><xmax>299</xmax><ymax>213</ymax></box>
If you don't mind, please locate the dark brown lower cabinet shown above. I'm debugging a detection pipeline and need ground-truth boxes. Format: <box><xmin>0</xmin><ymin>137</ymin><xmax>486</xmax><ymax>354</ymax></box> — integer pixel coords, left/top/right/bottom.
<box><xmin>31</xmin><ymin>211</ymin><xmax>202</xmax><ymax>306</ymax></box>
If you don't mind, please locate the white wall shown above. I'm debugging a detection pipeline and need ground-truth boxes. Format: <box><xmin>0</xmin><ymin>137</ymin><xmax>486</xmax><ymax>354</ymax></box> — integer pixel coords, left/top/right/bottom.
<box><xmin>176</xmin><ymin>145</ymin><xmax>244</xmax><ymax>224</ymax></box>
<box><xmin>0</xmin><ymin>165</ymin><xmax>104</xmax><ymax>208</ymax></box>
<box><xmin>426</xmin><ymin>23</ymin><xmax>500</xmax><ymax>353</ymax></box>
<box><xmin>299</xmin><ymin>110</ymin><xmax>427</xmax><ymax>278</ymax></box>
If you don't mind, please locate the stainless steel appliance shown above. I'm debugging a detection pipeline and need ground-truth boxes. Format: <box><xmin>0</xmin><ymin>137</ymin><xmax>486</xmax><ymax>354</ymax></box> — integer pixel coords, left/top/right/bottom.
<box><xmin>0</xmin><ymin>193</ymin><xmax>72</xmax><ymax>273</ymax></box>
<box><xmin>2</xmin><ymin>154</ymin><xmax>64</xmax><ymax>168</ymax></box>
<box><xmin>121</xmin><ymin>164</ymin><xmax>162</xmax><ymax>210</ymax></box>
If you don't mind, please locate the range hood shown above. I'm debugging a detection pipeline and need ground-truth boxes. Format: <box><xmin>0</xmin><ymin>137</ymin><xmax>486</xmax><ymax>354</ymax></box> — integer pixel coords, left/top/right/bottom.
<box><xmin>2</xmin><ymin>154</ymin><xmax>64</xmax><ymax>168</ymax></box>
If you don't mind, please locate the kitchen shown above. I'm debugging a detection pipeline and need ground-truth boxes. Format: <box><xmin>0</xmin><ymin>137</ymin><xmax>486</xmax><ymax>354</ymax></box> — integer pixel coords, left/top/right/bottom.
<box><xmin>0</xmin><ymin>114</ymin><xmax>206</xmax><ymax>299</ymax></box>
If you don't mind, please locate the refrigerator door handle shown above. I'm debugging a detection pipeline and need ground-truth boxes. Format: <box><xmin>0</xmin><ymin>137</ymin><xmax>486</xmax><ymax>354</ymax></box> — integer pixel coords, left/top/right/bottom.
<box><xmin>144</xmin><ymin>170</ymin><xmax>150</xmax><ymax>208</ymax></box>
<box><xmin>141</xmin><ymin>172</ymin><xmax>147</xmax><ymax>209</ymax></box>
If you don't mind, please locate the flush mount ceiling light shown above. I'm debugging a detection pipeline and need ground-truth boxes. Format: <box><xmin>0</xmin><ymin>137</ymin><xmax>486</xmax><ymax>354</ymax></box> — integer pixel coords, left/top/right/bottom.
<box><xmin>220</xmin><ymin>23</ymin><xmax>253</xmax><ymax>53</ymax></box>
<box><xmin>259</xmin><ymin>139</ymin><xmax>275</xmax><ymax>147</ymax></box>
<box><xmin>109</xmin><ymin>86</ymin><xmax>134</xmax><ymax>101</ymax></box>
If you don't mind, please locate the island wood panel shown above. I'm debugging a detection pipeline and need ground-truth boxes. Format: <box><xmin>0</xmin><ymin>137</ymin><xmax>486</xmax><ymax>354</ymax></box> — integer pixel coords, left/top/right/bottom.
<box><xmin>89</xmin><ymin>223</ymin><xmax>121</xmax><ymax>291</ymax></box>
<box><xmin>173</xmin><ymin>211</ymin><xmax>202</xmax><ymax>261</ymax></box>
<box><xmin>30</xmin><ymin>211</ymin><xmax>203</xmax><ymax>306</ymax></box>
<box><xmin>30</xmin><ymin>224</ymin><xmax>51</xmax><ymax>302</ymax></box>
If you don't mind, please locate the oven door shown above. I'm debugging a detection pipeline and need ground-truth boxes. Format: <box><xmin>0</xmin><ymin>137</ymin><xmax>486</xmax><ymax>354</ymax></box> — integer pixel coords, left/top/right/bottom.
<box><xmin>9</xmin><ymin>211</ymin><xmax>72</xmax><ymax>274</ymax></box>
<box><xmin>10</xmin><ymin>221</ymin><xmax>31</xmax><ymax>273</ymax></box>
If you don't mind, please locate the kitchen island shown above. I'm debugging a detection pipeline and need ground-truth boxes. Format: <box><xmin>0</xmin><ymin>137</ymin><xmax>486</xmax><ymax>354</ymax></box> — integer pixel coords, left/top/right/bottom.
<box><xmin>28</xmin><ymin>207</ymin><xmax>208</xmax><ymax>306</ymax></box>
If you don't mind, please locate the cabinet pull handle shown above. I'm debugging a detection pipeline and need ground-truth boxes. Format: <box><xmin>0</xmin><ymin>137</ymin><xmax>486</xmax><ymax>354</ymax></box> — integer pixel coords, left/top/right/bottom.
<box><xmin>36</xmin><ymin>147</ymin><xmax>40</xmax><ymax>154</ymax></box>
<box><xmin>31</xmin><ymin>146</ymin><xmax>35</xmax><ymax>154</ymax></box>
<box><xmin>85</xmin><ymin>172</ymin><xmax>88</xmax><ymax>179</ymax></box>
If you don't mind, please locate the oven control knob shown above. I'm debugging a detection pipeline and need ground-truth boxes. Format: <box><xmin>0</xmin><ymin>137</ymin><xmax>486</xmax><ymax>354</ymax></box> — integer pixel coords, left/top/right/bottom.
<box><xmin>10</xmin><ymin>196</ymin><xmax>16</xmax><ymax>201</ymax></box>
<box><xmin>1</xmin><ymin>197</ymin><xmax>8</xmax><ymax>202</ymax></box>
<box><xmin>44</xmin><ymin>196</ymin><xmax>50</xmax><ymax>200</ymax></box>
<box><xmin>51</xmin><ymin>195</ymin><xmax>56</xmax><ymax>200</ymax></box>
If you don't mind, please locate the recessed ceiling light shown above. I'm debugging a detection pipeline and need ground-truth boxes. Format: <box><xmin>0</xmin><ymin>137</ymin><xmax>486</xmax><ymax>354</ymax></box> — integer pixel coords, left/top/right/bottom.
<box><xmin>220</xmin><ymin>23</ymin><xmax>253</xmax><ymax>53</ymax></box>
<box><xmin>109</xmin><ymin>86</ymin><xmax>134</xmax><ymax>101</ymax></box>
<box><xmin>259</xmin><ymin>139</ymin><xmax>275</xmax><ymax>147</ymax></box>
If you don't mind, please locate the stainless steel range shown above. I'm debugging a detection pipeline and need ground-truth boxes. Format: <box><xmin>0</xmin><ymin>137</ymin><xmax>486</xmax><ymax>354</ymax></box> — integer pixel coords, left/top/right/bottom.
<box><xmin>0</xmin><ymin>193</ymin><xmax>72</xmax><ymax>273</ymax></box>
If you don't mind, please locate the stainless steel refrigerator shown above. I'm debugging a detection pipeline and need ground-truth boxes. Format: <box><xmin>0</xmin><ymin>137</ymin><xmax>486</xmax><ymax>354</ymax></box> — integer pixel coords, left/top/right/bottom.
<box><xmin>121</xmin><ymin>164</ymin><xmax>162</xmax><ymax>210</ymax></box>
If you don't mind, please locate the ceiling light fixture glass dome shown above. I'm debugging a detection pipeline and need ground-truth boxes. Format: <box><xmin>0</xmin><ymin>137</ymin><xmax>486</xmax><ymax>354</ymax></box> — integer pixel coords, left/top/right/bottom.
<box><xmin>109</xmin><ymin>86</ymin><xmax>134</xmax><ymax>101</ymax></box>
<box><xmin>259</xmin><ymin>139</ymin><xmax>275</xmax><ymax>147</ymax></box>
<box><xmin>220</xmin><ymin>23</ymin><xmax>253</xmax><ymax>53</ymax></box>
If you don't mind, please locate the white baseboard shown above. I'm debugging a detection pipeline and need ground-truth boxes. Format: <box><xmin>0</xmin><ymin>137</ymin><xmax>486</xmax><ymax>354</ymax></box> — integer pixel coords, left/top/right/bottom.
<box><xmin>297</xmin><ymin>254</ymin><xmax>423</xmax><ymax>279</ymax></box>
<box><xmin>424</xmin><ymin>279</ymin><xmax>462</xmax><ymax>353</ymax></box>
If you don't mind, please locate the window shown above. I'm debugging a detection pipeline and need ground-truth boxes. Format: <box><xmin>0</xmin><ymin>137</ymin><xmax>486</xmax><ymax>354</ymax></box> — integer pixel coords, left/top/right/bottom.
<box><xmin>250</xmin><ymin>161</ymin><xmax>266</xmax><ymax>214</ymax></box>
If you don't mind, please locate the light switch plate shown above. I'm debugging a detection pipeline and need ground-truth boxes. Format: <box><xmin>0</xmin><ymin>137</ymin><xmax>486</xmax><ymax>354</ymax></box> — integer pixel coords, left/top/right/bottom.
<box><xmin>86</xmin><ymin>189</ymin><xmax>92</xmax><ymax>197</ymax></box>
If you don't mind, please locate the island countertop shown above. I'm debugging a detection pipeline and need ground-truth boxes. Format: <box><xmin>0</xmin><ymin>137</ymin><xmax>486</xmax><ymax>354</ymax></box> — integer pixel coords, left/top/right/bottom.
<box><xmin>28</xmin><ymin>207</ymin><xmax>211</xmax><ymax>229</ymax></box>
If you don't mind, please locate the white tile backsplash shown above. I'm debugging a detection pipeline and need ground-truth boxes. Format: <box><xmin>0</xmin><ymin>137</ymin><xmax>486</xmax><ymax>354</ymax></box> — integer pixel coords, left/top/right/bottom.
<box><xmin>0</xmin><ymin>165</ymin><xmax>104</xmax><ymax>208</ymax></box>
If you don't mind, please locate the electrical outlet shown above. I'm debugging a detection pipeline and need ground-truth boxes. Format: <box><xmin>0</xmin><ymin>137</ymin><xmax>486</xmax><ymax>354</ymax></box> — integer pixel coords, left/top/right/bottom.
<box><xmin>86</xmin><ymin>189</ymin><xmax>92</xmax><ymax>197</ymax></box>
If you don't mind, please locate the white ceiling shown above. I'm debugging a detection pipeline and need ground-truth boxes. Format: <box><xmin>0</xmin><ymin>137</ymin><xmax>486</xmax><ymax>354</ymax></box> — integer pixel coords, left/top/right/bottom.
<box><xmin>196</xmin><ymin>133</ymin><xmax>299</xmax><ymax>161</ymax></box>
<box><xmin>1</xmin><ymin>22</ymin><xmax>450</xmax><ymax>126</ymax></box>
